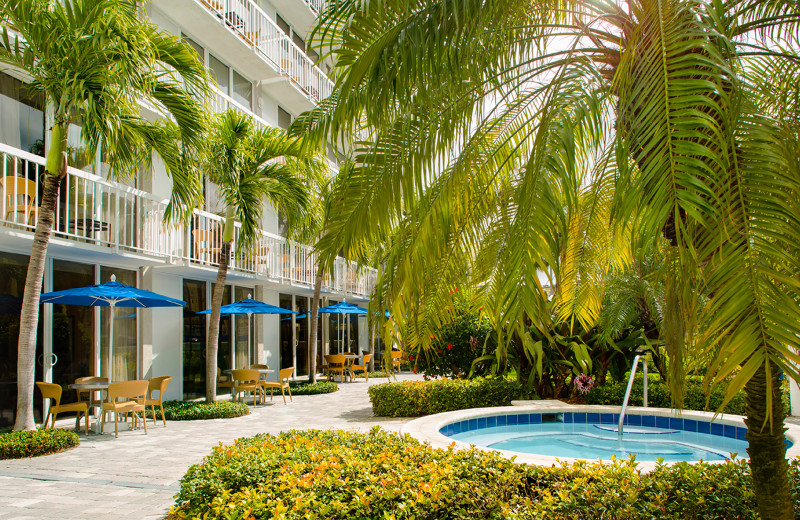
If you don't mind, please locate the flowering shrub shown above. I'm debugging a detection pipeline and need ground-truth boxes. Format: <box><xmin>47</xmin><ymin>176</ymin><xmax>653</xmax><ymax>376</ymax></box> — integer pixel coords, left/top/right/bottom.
<box><xmin>410</xmin><ymin>310</ymin><xmax>493</xmax><ymax>378</ymax></box>
<box><xmin>171</xmin><ymin>428</ymin><xmax>800</xmax><ymax>519</ymax></box>
<box><xmin>0</xmin><ymin>428</ymin><xmax>79</xmax><ymax>459</ymax></box>
<box><xmin>573</xmin><ymin>373</ymin><xmax>594</xmax><ymax>394</ymax></box>
<box><xmin>368</xmin><ymin>378</ymin><xmax>525</xmax><ymax>417</ymax></box>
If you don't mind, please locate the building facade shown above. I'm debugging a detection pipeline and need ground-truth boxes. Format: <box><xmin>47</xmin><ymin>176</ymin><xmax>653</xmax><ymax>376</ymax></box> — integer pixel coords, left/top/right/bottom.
<box><xmin>0</xmin><ymin>0</ymin><xmax>377</xmax><ymax>427</ymax></box>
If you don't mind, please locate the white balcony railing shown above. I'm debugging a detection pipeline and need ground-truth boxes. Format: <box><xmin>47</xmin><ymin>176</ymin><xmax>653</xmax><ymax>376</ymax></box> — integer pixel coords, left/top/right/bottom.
<box><xmin>199</xmin><ymin>0</ymin><xmax>333</xmax><ymax>103</ymax></box>
<box><xmin>0</xmin><ymin>143</ymin><xmax>375</xmax><ymax>298</ymax></box>
<box><xmin>304</xmin><ymin>0</ymin><xmax>326</xmax><ymax>14</ymax></box>
<box><xmin>211</xmin><ymin>87</ymin><xmax>269</xmax><ymax>129</ymax></box>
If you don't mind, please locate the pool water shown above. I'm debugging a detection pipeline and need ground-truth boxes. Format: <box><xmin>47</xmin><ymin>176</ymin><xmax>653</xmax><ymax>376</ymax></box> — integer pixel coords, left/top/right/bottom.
<box><xmin>449</xmin><ymin>422</ymin><xmax>749</xmax><ymax>462</ymax></box>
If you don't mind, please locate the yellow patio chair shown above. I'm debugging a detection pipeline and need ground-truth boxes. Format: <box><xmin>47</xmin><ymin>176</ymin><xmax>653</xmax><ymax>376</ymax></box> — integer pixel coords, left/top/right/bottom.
<box><xmin>232</xmin><ymin>369</ymin><xmax>262</xmax><ymax>405</ymax></box>
<box><xmin>1</xmin><ymin>176</ymin><xmax>38</xmax><ymax>225</ymax></box>
<box><xmin>217</xmin><ymin>368</ymin><xmax>234</xmax><ymax>394</ymax></box>
<box><xmin>36</xmin><ymin>382</ymin><xmax>89</xmax><ymax>434</ymax></box>
<box><xmin>351</xmin><ymin>354</ymin><xmax>371</xmax><ymax>381</ymax></box>
<box><xmin>141</xmin><ymin>376</ymin><xmax>171</xmax><ymax>426</ymax></box>
<box><xmin>101</xmin><ymin>380</ymin><xmax>149</xmax><ymax>438</ymax></box>
<box><xmin>262</xmin><ymin>367</ymin><xmax>294</xmax><ymax>404</ymax></box>
<box><xmin>325</xmin><ymin>354</ymin><xmax>347</xmax><ymax>383</ymax></box>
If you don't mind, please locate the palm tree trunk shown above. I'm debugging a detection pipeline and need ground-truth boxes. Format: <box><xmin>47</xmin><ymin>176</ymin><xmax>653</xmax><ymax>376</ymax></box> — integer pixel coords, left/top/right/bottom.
<box><xmin>13</xmin><ymin>124</ymin><xmax>67</xmax><ymax>432</ymax></box>
<box><xmin>205</xmin><ymin>241</ymin><xmax>230</xmax><ymax>402</ymax></box>
<box><xmin>307</xmin><ymin>262</ymin><xmax>324</xmax><ymax>384</ymax></box>
<box><xmin>745</xmin><ymin>364</ymin><xmax>793</xmax><ymax>520</ymax></box>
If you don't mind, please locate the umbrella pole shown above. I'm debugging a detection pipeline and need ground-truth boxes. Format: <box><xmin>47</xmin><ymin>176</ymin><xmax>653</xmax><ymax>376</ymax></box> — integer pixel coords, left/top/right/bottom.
<box><xmin>109</xmin><ymin>302</ymin><xmax>115</xmax><ymax>381</ymax></box>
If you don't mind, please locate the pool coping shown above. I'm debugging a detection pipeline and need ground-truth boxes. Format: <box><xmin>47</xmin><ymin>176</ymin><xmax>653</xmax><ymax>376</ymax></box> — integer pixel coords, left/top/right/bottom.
<box><xmin>400</xmin><ymin>401</ymin><xmax>800</xmax><ymax>472</ymax></box>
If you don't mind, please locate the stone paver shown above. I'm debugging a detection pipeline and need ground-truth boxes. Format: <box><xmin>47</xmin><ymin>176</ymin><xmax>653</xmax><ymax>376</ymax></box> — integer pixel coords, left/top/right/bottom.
<box><xmin>0</xmin><ymin>374</ymin><xmax>418</xmax><ymax>520</ymax></box>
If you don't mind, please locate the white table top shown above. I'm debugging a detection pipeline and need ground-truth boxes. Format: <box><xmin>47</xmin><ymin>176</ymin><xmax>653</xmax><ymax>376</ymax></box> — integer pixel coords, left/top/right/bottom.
<box><xmin>223</xmin><ymin>368</ymin><xmax>274</xmax><ymax>374</ymax></box>
<box><xmin>69</xmin><ymin>382</ymin><xmax>110</xmax><ymax>390</ymax></box>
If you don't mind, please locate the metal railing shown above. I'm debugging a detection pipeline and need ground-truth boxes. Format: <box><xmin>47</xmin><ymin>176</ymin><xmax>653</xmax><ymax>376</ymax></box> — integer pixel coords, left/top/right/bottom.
<box><xmin>198</xmin><ymin>0</ymin><xmax>333</xmax><ymax>103</ymax></box>
<box><xmin>0</xmin><ymin>143</ymin><xmax>375</xmax><ymax>298</ymax></box>
<box><xmin>304</xmin><ymin>0</ymin><xmax>326</xmax><ymax>14</ymax></box>
<box><xmin>617</xmin><ymin>354</ymin><xmax>649</xmax><ymax>439</ymax></box>
<box><xmin>211</xmin><ymin>87</ymin><xmax>269</xmax><ymax>129</ymax></box>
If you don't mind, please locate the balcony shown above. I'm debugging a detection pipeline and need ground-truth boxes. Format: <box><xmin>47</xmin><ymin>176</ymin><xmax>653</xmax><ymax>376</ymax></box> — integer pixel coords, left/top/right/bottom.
<box><xmin>151</xmin><ymin>0</ymin><xmax>333</xmax><ymax>114</ymax></box>
<box><xmin>0</xmin><ymin>143</ymin><xmax>375</xmax><ymax>299</ymax></box>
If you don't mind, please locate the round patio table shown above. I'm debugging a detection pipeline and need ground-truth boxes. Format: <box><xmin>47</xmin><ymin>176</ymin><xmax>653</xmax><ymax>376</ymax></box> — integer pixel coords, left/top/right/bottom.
<box><xmin>342</xmin><ymin>354</ymin><xmax>360</xmax><ymax>382</ymax></box>
<box><xmin>68</xmin><ymin>381</ymin><xmax>109</xmax><ymax>434</ymax></box>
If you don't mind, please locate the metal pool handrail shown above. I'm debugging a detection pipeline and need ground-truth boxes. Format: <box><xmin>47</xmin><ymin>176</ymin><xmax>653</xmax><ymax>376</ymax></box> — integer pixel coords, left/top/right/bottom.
<box><xmin>618</xmin><ymin>354</ymin><xmax>648</xmax><ymax>439</ymax></box>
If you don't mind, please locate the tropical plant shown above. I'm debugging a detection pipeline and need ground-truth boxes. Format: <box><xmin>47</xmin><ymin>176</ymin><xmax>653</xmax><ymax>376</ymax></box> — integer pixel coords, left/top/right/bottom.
<box><xmin>299</xmin><ymin>0</ymin><xmax>800</xmax><ymax>517</ymax></box>
<box><xmin>199</xmin><ymin>109</ymin><xmax>324</xmax><ymax>401</ymax></box>
<box><xmin>0</xmin><ymin>0</ymin><xmax>208</xmax><ymax>431</ymax></box>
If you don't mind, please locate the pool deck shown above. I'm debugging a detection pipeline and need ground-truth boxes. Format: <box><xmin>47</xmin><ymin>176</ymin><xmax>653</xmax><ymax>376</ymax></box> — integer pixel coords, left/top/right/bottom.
<box><xmin>402</xmin><ymin>401</ymin><xmax>800</xmax><ymax>472</ymax></box>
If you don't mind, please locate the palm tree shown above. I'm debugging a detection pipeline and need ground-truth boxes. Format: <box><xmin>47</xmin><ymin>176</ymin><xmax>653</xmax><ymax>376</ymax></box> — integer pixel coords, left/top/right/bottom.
<box><xmin>298</xmin><ymin>0</ymin><xmax>800</xmax><ymax>518</ymax></box>
<box><xmin>199</xmin><ymin>109</ymin><xmax>324</xmax><ymax>401</ymax></box>
<box><xmin>1</xmin><ymin>0</ymin><xmax>208</xmax><ymax>432</ymax></box>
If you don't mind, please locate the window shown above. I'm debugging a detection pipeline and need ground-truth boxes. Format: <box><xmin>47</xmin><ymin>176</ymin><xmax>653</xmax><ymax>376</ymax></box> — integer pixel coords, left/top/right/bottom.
<box><xmin>276</xmin><ymin>14</ymin><xmax>290</xmax><ymax>36</ymax></box>
<box><xmin>209</xmin><ymin>54</ymin><xmax>230</xmax><ymax>95</ymax></box>
<box><xmin>278</xmin><ymin>107</ymin><xmax>292</xmax><ymax>130</ymax></box>
<box><xmin>232</xmin><ymin>70</ymin><xmax>252</xmax><ymax>109</ymax></box>
<box><xmin>0</xmin><ymin>72</ymin><xmax>45</xmax><ymax>156</ymax></box>
<box><xmin>182</xmin><ymin>34</ymin><xmax>204</xmax><ymax>63</ymax></box>
<box><xmin>292</xmin><ymin>33</ymin><xmax>305</xmax><ymax>51</ymax></box>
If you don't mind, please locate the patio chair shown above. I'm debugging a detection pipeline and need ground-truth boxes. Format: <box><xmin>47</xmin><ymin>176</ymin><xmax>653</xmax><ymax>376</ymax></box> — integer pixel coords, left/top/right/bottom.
<box><xmin>217</xmin><ymin>368</ymin><xmax>234</xmax><ymax>394</ymax></box>
<box><xmin>262</xmin><ymin>367</ymin><xmax>294</xmax><ymax>404</ymax></box>
<box><xmin>140</xmin><ymin>376</ymin><xmax>171</xmax><ymax>426</ymax></box>
<box><xmin>325</xmin><ymin>354</ymin><xmax>347</xmax><ymax>383</ymax></box>
<box><xmin>101</xmin><ymin>380</ymin><xmax>149</xmax><ymax>438</ymax></box>
<box><xmin>351</xmin><ymin>354</ymin><xmax>372</xmax><ymax>381</ymax></box>
<box><xmin>232</xmin><ymin>369</ymin><xmax>262</xmax><ymax>405</ymax></box>
<box><xmin>249</xmin><ymin>363</ymin><xmax>270</xmax><ymax>394</ymax></box>
<box><xmin>192</xmin><ymin>229</ymin><xmax>221</xmax><ymax>264</ymax></box>
<box><xmin>36</xmin><ymin>382</ymin><xmax>89</xmax><ymax>434</ymax></box>
<box><xmin>1</xmin><ymin>176</ymin><xmax>38</xmax><ymax>225</ymax></box>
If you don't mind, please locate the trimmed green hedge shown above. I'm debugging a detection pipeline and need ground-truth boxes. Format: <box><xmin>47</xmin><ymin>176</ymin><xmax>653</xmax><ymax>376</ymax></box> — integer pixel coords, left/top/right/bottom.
<box><xmin>586</xmin><ymin>374</ymin><xmax>795</xmax><ymax>415</ymax></box>
<box><xmin>287</xmin><ymin>381</ymin><xmax>338</xmax><ymax>395</ymax></box>
<box><xmin>368</xmin><ymin>377</ymin><xmax>524</xmax><ymax>417</ymax></box>
<box><xmin>0</xmin><ymin>429</ymin><xmax>79</xmax><ymax>459</ymax></box>
<box><xmin>145</xmin><ymin>400</ymin><xmax>250</xmax><ymax>421</ymax></box>
<box><xmin>355</xmin><ymin>370</ymin><xmax>389</xmax><ymax>379</ymax></box>
<box><xmin>171</xmin><ymin>428</ymin><xmax>800</xmax><ymax>519</ymax></box>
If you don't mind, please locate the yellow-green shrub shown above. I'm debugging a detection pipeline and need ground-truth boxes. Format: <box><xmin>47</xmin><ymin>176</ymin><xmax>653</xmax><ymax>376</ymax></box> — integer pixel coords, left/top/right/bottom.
<box><xmin>173</xmin><ymin>428</ymin><xmax>800</xmax><ymax>520</ymax></box>
<box><xmin>0</xmin><ymin>428</ymin><xmax>79</xmax><ymax>459</ymax></box>
<box><xmin>368</xmin><ymin>378</ymin><xmax>524</xmax><ymax>417</ymax></box>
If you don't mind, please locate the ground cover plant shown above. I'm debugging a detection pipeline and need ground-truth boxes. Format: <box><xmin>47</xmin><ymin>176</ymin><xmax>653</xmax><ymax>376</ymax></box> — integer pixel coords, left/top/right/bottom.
<box><xmin>171</xmin><ymin>428</ymin><xmax>800</xmax><ymax>519</ymax></box>
<box><xmin>368</xmin><ymin>378</ymin><xmax>525</xmax><ymax>417</ymax></box>
<box><xmin>145</xmin><ymin>400</ymin><xmax>249</xmax><ymax>421</ymax></box>
<box><xmin>0</xmin><ymin>428</ymin><xmax>79</xmax><ymax>459</ymax></box>
<box><xmin>355</xmin><ymin>370</ymin><xmax>389</xmax><ymax>379</ymax></box>
<box><xmin>287</xmin><ymin>380</ymin><xmax>338</xmax><ymax>395</ymax></box>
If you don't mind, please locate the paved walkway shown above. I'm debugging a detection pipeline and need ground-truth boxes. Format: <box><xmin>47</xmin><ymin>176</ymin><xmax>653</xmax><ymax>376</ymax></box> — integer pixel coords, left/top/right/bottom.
<box><xmin>0</xmin><ymin>374</ymin><xmax>418</xmax><ymax>520</ymax></box>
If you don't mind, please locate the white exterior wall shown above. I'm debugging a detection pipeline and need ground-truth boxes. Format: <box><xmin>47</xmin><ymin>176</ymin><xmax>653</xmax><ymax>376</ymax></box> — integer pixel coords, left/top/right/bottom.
<box><xmin>143</xmin><ymin>270</ymin><xmax>184</xmax><ymax>401</ymax></box>
<box><xmin>791</xmin><ymin>374</ymin><xmax>800</xmax><ymax>417</ymax></box>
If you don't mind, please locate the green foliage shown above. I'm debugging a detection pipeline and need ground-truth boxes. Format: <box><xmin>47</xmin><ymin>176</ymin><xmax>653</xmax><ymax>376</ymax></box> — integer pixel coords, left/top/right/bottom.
<box><xmin>172</xmin><ymin>428</ymin><xmax>800</xmax><ymax>519</ymax></box>
<box><xmin>0</xmin><ymin>429</ymin><xmax>79</xmax><ymax>459</ymax></box>
<box><xmin>355</xmin><ymin>371</ymin><xmax>389</xmax><ymax>379</ymax></box>
<box><xmin>287</xmin><ymin>381</ymin><xmax>338</xmax><ymax>395</ymax></box>
<box><xmin>410</xmin><ymin>307</ymin><xmax>494</xmax><ymax>379</ymax></box>
<box><xmin>368</xmin><ymin>378</ymin><xmax>526</xmax><ymax>417</ymax></box>
<box><xmin>145</xmin><ymin>400</ymin><xmax>249</xmax><ymax>421</ymax></box>
<box><xmin>172</xmin><ymin>428</ymin><xmax>534</xmax><ymax>519</ymax></box>
<box><xmin>586</xmin><ymin>374</ymin><xmax>750</xmax><ymax>414</ymax></box>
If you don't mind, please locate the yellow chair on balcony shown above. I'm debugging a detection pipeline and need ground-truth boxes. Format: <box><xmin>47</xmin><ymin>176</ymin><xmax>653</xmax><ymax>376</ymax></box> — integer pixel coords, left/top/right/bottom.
<box><xmin>192</xmin><ymin>229</ymin><xmax>221</xmax><ymax>264</ymax></box>
<box><xmin>1</xmin><ymin>176</ymin><xmax>37</xmax><ymax>225</ymax></box>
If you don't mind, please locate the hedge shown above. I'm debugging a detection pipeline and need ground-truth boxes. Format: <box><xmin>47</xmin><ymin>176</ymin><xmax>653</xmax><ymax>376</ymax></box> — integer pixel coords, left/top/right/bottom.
<box><xmin>586</xmin><ymin>374</ymin><xmax>791</xmax><ymax>415</ymax></box>
<box><xmin>170</xmin><ymin>428</ymin><xmax>800</xmax><ymax>520</ymax></box>
<box><xmin>145</xmin><ymin>400</ymin><xmax>250</xmax><ymax>421</ymax></box>
<box><xmin>287</xmin><ymin>381</ymin><xmax>338</xmax><ymax>395</ymax></box>
<box><xmin>368</xmin><ymin>377</ymin><xmax>524</xmax><ymax>417</ymax></box>
<box><xmin>0</xmin><ymin>429</ymin><xmax>79</xmax><ymax>459</ymax></box>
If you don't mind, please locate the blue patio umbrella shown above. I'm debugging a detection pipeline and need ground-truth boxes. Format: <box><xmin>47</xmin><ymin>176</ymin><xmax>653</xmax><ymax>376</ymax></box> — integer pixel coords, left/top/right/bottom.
<box><xmin>40</xmin><ymin>275</ymin><xmax>185</xmax><ymax>379</ymax></box>
<box><xmin>198</xmin><ymin>296</ymin><xmax>295</xmax><ymax>366</ymax></box>
<box><xmin>317</xmin><ymin>302</ymin><xmax>368</xmax><ymax>353</ymax></box>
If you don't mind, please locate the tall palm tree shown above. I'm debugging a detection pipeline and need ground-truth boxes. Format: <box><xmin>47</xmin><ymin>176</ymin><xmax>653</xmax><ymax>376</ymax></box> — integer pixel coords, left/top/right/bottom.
<box><xmin>200</xmin><ymin>109</ymin><xmax>324</xmax><ymax>402</ymax></box>
<box><xmin>0</xmin><ymin>0</ymin><xmax>208</xmax><ymax>432</ymax></box>
<box><xmin>298</xmin><ymin>0</ymin><xmax>800</xmax><ymax>518</ymax></box>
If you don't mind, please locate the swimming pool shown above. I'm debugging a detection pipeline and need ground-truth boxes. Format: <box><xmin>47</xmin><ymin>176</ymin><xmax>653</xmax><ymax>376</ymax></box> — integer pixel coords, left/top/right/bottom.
<box><xmin>402</xmin><ymin>404</ymin><xmax>800</xmax><ymax>469</ymax></box>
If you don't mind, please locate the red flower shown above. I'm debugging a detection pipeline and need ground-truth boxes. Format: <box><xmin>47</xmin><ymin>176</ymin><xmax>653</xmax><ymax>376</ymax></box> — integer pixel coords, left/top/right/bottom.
<box><xmin>447</xmin><ymin>343</ymin><xmax>453</xmax><ymax>349</ymax></box>
<box><xmin>437</xmin><ymin>349</ymin><xmax>442</xmax><ymax>354</ymax></box>
<box><xmin>409</xmin><ymin>355</ymin><xmax>414</xmax><ymax>361</ymax></box>
<box><xmin>413</xmin><ymin>368</ymin><xmax>418</xmax><ymax>374</ymax></box>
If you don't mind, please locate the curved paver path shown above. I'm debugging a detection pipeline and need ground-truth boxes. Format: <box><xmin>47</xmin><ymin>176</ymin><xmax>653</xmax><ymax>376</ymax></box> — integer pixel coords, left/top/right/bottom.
<box><xmin>0</xmin><ymin>374</ymin><xmax>419</xmax><ymax>520</ymax></box>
